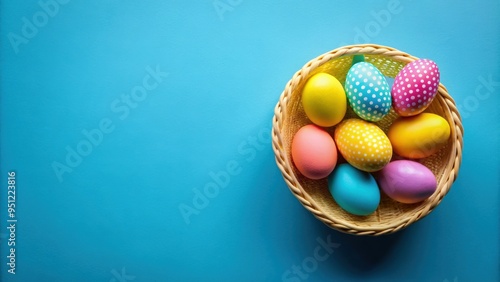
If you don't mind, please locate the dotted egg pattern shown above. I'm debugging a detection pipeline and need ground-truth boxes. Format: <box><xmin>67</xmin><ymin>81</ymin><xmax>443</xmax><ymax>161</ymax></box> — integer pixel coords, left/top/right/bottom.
<box><xmin>392</xmin><ymin>59</ymin><xmax>440</xmax><ymax>116</ymax></box>
<box><xmin>345</xmin><ymin>62</ymin><xmax>391</xmax><ymax>122</ymax></box>
<box><xmin>334</xmin><ymin>119</ymin><xmax>392</xmax><ymax>172</ymax></box>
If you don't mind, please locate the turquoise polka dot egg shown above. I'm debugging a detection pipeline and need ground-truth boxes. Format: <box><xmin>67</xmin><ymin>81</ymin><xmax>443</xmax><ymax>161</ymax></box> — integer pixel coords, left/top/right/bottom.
<box><xmin>345</xmin><ymin>62</ymin><xmax>392</xmax><ymax>122</ymax></box>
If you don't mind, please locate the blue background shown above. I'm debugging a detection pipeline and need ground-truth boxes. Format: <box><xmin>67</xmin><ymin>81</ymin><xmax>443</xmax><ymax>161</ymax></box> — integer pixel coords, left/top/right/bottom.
<box><xmin>1</xmin><ymin>0</ymin><xmax>499</xmax><ymax>281</ymax></box>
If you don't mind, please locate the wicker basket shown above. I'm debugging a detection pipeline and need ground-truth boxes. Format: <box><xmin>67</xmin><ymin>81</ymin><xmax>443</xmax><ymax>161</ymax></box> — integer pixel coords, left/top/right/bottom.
<box><xmin>272</xmin><ymin>44</ymin><xmax>463</xmax><ymax>236</ymax></box>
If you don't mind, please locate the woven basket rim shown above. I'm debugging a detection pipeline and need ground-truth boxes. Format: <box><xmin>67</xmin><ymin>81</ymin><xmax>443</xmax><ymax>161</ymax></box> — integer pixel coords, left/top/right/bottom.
<box><xmin>272</xmin><ymin>44</ymin><xmax>464</xmax><ymax>236</ymax></box>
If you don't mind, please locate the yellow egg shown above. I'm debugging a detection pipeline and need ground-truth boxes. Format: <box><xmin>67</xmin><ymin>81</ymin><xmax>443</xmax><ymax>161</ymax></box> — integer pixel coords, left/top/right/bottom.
<box><xmin>388</xmin><ymin>113</ymin><xmax>450</xmax><ymax>159</ymax></box>
<box><xmin>334</xmin><ymin>119</ymin><xmax>392</xmax><ymax>172</ymax></box>
<box><xmin>302</xmin><ymin>73</ymin><xmax>347</xmax><ymax>127</ymax></box>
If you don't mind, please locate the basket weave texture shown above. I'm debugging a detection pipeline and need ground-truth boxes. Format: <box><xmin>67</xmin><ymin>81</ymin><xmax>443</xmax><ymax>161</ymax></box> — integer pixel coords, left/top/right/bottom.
<box><xmin>272</xmin><ymin>44</ymin><xmax>464</xmax><ymax>236</ymax></box>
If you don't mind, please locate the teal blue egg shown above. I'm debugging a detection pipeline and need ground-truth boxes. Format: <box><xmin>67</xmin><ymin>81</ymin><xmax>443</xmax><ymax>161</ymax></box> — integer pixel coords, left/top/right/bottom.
<box><xmin>327</xmin><ymin>163</ymin><xmax>380</xmax><ymax>216</ymax></box>
<box><xmin>345</xmin><ymin>62</ymin><xmax>392</xmax><ymax>122</ymax></box>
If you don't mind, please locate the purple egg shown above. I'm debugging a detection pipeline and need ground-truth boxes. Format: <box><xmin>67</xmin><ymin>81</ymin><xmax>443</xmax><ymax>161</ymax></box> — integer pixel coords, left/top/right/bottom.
<box><xmin>376</xmin><ymin>160</ymin><xmax>437</xmax><ymax>204</ymax></box>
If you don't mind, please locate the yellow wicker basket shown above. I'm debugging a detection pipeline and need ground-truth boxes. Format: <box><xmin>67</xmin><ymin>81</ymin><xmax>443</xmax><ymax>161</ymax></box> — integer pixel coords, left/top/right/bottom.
<box><xmin>272</xmin><ymin>44</ymin><xmax>463</xmax><ymax>235</ymax></box>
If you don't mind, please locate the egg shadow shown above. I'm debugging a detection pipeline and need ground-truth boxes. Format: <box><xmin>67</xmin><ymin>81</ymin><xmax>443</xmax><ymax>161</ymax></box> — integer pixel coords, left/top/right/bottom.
<box><xmin>308</xmin><ymin>218</ymin><xmax>409</xmax><ymax>278</ymax></box>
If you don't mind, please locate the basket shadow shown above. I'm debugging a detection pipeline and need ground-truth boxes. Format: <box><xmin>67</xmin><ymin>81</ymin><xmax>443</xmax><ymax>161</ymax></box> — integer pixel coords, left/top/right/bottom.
<box><xmin>309</xmin><ymin>218</ymin><xmax>409</xmax><ymax>276</ymax></box>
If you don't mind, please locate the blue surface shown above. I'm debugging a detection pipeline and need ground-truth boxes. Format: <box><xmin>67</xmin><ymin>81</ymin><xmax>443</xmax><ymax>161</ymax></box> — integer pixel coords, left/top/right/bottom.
<box><xmin>1</xmin><ymin>1</ymin><xmax>499</xmax><ymax>281</ymax></box>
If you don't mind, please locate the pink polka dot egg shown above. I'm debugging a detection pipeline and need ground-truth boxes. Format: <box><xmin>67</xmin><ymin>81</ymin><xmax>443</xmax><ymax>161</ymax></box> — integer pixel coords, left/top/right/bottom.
<box><xmin>391</xmin><ymin>59</ymin><xmax>440</xmax><ymax>116</ymax></box>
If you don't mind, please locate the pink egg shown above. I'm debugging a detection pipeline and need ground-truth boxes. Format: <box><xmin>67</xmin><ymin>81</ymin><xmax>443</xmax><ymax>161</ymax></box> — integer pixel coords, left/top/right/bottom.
<box><xmin>291</xmin><ymin>125</ymin><xmax>337</xmax><ymax>179</ymax></box>
<box><xmin>391</xmin><ymin>59</ymin><xmax>440</xmax><ymax>116</ymax></box>
<box><xmin>376</xmin><ymin>160</ymin><xmax>437</xmax><ymax>204</ymax></box>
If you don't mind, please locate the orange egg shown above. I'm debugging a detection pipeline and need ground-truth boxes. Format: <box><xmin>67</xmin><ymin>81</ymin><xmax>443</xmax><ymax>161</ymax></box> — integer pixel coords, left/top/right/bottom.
<box><xmin>334</xmin><ymin>119</ymin><xmax>392</xmax><ymax>172</ymax></box>
<box><xmin>388</xmin><ymin>113</ymin><xmax>450</xmax><ymax>159</ymax></box>
<box><xmin>291</xmin><ymin>125</ymin><xmax>338</xmax><ymax>179</ymax></box>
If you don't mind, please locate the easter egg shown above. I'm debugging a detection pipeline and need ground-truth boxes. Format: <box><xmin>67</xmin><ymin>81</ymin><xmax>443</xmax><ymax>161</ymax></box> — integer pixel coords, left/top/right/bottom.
<box><xmin>334</xmin><ymin>119</ymin><xmax>392</xmax><ymax>172</ymax></box>
<box><xmin>344</xmin><ymin>62</ymin><xmax>392</xmax><ymax>122</ymax></box>
<box><xmin>392</xmin><ymin>59</ymin><xmax>440</xmax><ymax>116</ymax></box>
<box><xmin>291</xmin><ymin>124</ymin><xmax>338</xmax><ymax>179</ymax></box>
<box><xmin>388</xmin><ymin>113</ymin><xmax>450</xmax><ymax>159</ymax></box>
<box><xmin>302</xmin><ymin>73</ymin><xmax>347</xmax><ymax>127</ymax></box>
<box><xmin>328</xmin><ymin>163</ymin><xmax>380</xmax><ymax>216</ymax></box>
<box><xmin>376</xmin><ymin>160</ymin><xmax>437</xmax><ymax>204</ymax></box>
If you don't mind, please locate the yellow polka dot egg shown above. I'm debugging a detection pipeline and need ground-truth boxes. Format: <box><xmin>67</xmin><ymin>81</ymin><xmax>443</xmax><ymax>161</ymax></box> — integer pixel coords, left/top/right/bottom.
<box><xmin>334</xmin><ymin>118</ymin><xmax>392</xmax><ymax>172</ymax></box>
